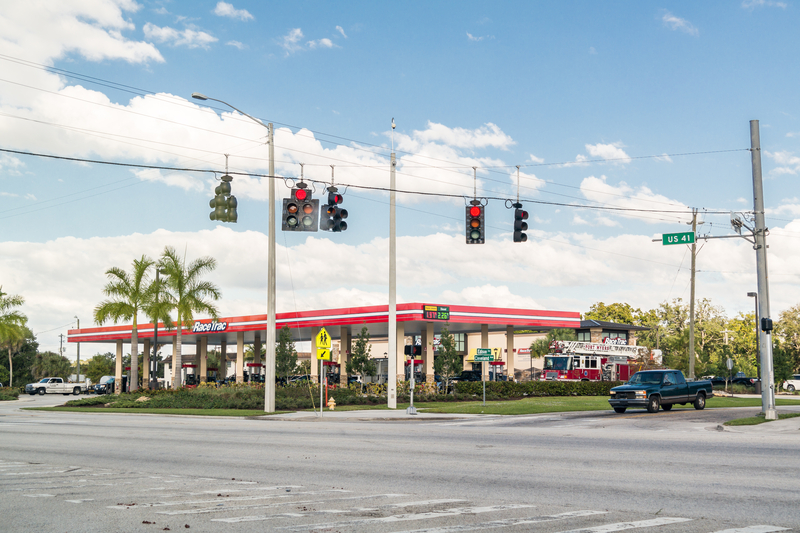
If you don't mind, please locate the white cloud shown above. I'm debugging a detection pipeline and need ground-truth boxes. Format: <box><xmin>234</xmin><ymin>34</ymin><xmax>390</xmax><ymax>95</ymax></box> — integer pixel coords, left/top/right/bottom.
<box><xmin>143</xmin><ymin>23</ymin><xmax>218</xmax><ymax>49</ymax></box>
<box><xmin>742</xmin><ymin>0</ymin><xmax>787</xmax><ymax>8</ymax></box>
<box><xmin>213</xmin><ymin>2</ymin><xmax>254</xmax><ymax>21</ymax></box>
<box><xmin>578</xmin><ymin>175</ymin><xmax>691</xmax><ymax>225</ymax></box>
<box><xmin>336</xmin><ymin>26</ymin><xmax>347</xmax><ymax>38</ymax></box>
<box><xmin>529</xmin><ymin>154</ymin><xmax>544</xmax><ymax>164</ymax></box>
<box><xmin>467</xmin><ymin>32</ymin><xmax>483</xmax><ymax>42</ymax></box>
<box><xmin>410</xmin><ymin>121</ymin><xmax>515</xmax><ymax>151</ymax></box>
<box><xmin>787</xmin><ymin>132</ymin><xmax>799</xmax><ymax>138</ymax></box>
<box><xmin>766</xmin><ymin>150</ymin><xmax>800</xmax><ymax>175</ymax></box>
<box><xmin>662</xmin><ymin>11</ymin><xmax>699</xmax><ymax>36</ymax></box>
<box><xmin>226</xmin><ymin>40</ymin><xmax>245</xmax><ymax>49</ymax></box>
<box><xmin>585</xmin><ymin>142</ymin><xmax>631</xmax><ymax>163</ymax></box>
<box><xmin>307</xmin><ymin>38</ymin><xmax>334</xmax><ymax>49</ymax></box>
<box><xmin>589</xmin><ymin>46</ymin><xmax>597</xmax><ymax>55</ymax></box>
<box><xmin>133</xmin><ymin>169</ymin><xmax>207</xmax><ymax>192</ymax></box>
<box><xmin>0</xmin><ymin>153</ymin><xmax>24</xmax><ymax>173</ymax></box>
<box><xmin>0</xmin><ymin>0</ymin><xmax>163</xmax><ymax>69</ymax></box>
<box><xmin>280</xmin><ymin>28</ymin><xmax>304</xmax><ymax>54</ymax></box>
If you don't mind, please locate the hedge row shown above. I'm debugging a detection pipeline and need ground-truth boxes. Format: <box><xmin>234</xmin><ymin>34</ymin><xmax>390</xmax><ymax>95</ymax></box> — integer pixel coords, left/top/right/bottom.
<box><xmin>454</xmin><ymin>380</ymin><xmax>622</xmax><ymax>398</ymax></box>
<box><xmin>61</xmin><ymin>380</ymin><xmax>623</xmax><ymax>410</ymax></box>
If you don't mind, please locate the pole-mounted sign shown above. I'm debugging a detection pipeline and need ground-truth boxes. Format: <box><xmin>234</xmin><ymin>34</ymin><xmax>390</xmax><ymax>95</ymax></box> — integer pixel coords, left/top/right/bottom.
<box><xmin>662</xmin><ymin>232</ymin><xmax>695</xmax><ymax>245</ymax></box>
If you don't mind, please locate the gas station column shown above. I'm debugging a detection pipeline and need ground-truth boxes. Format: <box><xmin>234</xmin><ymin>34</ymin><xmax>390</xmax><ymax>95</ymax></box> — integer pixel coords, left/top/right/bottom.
<box><xmin>199</xmin><ymin>337</ymin><xmax>208</xmax><ymax>383</ymax></box>
<box><xmin>506</xmin><ymin>325</ymin><xmax>515</xmax><ymax>382</ymax></box>
<box><xmin>310</xmin><ymin>326</ymin><xmax>320</xmax><ymax>384</ymax></box>
<box><xmin>339</xmin><ymin>326</ymin><xmax>349</xmax><ymax>386</ymax></box>
<box><xmin>220</xmin><ymin>338</ymin><xmax>227</xmax><ymax>380</ymax></box>
<box><xmin>115</xmin><ymin>339</ymin><xmax>123</xmax><ymax>393</ymax></box>
<box><xmin>481</xmin><ymin>324</ymin><xmax>489</xmax><ymax>381</ymax></box>
<box><xmin>236</xmin><ymin>332</ymin><xmax>244</xmax><ymax>383</ymax></box>
<box><xmin>172</xmin><ymin>337</ymin><xmax>178</xmax><ymax>387</ymax></box>
<box><xmin>395</xmin><ymin>322</ymin><xmax>405</xmax><ymax>384</ymax></box>
<box><xmin>424</xmin><ymin>322</ymin><xmax>435</xmax><ymax>383</ymax></box>
<box><xmin>254</xmin><ymin>333</ymin><xmax>262</xmax><ymax>365</ymax></box>
<box><xmin>142</xmin><ymin>338</ymin><xmax>151</xmax><ymax>388</ymax></box>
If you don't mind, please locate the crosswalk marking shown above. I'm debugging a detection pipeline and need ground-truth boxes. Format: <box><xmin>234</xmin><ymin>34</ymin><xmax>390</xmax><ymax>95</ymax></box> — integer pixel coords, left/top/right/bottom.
<box><xmin>714</xmin><ymin>526</ymin><xmax>789</xmax><ymax>533</ymax></box>
<box><xmin>555</xmin><ymin>517</ymin><xmax>693</xmax><ymax>532</ymax></box>
<box><xmin>65</xmin><ymin>499</ymin><xmax>94</xmax><ymax>503</ymax></box>
<box><xmin>399</xmin><ymin>510</ymin><xmax>609</xmax><ymax>532</ymax></box>
<box><xmin>107</xmin><ymin>488</ymin><xmax>350</xmax><ymax>509</ymax></box>
<box><xmin>157</xmin><ymin>493</ymin><xmax>410</xmax><ymax>516</ymax></box>
<box><xmin>259</xmin><ymin>504</ymin><xmax>536</xmax><ymax>530</ymax></box>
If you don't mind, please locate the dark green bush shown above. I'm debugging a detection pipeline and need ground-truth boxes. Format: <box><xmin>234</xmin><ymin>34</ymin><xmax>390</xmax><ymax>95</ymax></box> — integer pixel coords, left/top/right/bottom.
<box><xmin>455</xmin><ymin>380</ymin><xmax>621</xmax><ymax>397</ymax></box>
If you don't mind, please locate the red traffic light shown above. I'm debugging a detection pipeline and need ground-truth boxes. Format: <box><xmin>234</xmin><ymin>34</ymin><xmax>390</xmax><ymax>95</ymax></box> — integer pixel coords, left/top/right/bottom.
<box><xmin>295</xmin><ymin>189</ymin><xmax>308</xmax><ymax>201</ymax></box>
<box><xmin>469</xmin><ymin>205</ymin><xmax>481</xmax><ymax>218</ymax></box>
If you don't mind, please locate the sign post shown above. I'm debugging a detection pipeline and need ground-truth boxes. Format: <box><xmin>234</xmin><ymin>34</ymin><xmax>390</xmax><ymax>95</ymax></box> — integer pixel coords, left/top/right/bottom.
<box><xmin>316</xmin><ymin>327</ymin><xmax>331</xmax><ymax>417</ymax></box>
<box><xmin>475</xmin><ymin>348</ymin><xmax>493</xmax><ymax>406</ymax></box>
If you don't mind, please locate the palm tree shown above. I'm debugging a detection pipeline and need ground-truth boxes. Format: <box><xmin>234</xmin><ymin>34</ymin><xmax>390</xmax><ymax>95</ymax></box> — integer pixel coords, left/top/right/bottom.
<box><xmin>0</xmin><ymin>287</ymin><xmax>28</xmax><ymax>387</ymax></box>
<box><xmin>158</xmin><ymin>246</ymin><xmax>221</xmax><ymax>389</ymax></box>
<box><xmin>94</xmin><ymin>256</ymin><xmax>156</xmax><ymax>392</ymax></box>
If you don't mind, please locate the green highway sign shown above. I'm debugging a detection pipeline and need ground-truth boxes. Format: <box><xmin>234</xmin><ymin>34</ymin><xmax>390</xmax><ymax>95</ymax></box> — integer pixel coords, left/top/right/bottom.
<box><xmin>475</xmin><ymin>348</ymin><xmax>493</xmax><ymax>362</ymax></box>
<box><xmin>662</xmin><ymin>232</ymin><xmax>695</xmax><ymax>245</ymax></box>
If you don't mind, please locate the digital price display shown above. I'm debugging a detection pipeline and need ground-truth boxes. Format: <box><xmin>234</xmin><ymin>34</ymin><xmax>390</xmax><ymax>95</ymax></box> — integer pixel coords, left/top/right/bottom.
<box><xmin>423</xmin><ymin>305</ymin><xmax>450</xmax><ymax>321</ymax></box>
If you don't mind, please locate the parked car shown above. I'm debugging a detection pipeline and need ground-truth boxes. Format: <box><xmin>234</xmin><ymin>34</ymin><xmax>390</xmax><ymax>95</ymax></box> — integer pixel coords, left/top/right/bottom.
<box><xmin>732</xmin><ymin>377</ymin><xmax>759</xmax><ymax>388</ymax></box>
<box><xmin>94</xmin><ymin>376</ymin><xmax>115</xmax><ymax>394</ymax></box>
<box><xmin>707</xmin><ymin>376</ymin><xmax>730</xmax><ymax>389</ymax></box>
<box><xmin>451</xmin><ymin>370</ymin><xmax>483</xmax><ymax>382</ymax></box>
<box><xmin>782</xmin><ymin>374</ymin><xmax>800</xmax><ymax>392</ymax></box>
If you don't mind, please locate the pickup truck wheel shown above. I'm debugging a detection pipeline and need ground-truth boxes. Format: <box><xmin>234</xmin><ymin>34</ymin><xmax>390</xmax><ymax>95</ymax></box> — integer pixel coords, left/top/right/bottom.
<box><xmin>693</xmin><ymin>393</ymin><xmax>706</xmax><ymax>410</ymax></box>
<box><xmin>789</xmin><ymin>385</ymin><xmax>796</xmax><ymax>392</ymax></box>
<box><xmin>647</xmin><ymin>395</ymin><xmax>660</xmax><ymax>413</ymax></box>
<box><xmin>73</xmin><ymin>387</ymin><xmax>80</xmax><ymax>395</ymax></box>
<box><xmin>38</xmin><ymin>388</ymin><xmax>45</xmax><ymax>396</ymax></box>
<box><xmin>613</xmin><ymin>407</ymin><xmax>626</xmax><ymax>413</ymax></box>
<box><xmin>661</xmin><ymin>403</ymin><xmax>673</xmax><ymax>411</ymax></box>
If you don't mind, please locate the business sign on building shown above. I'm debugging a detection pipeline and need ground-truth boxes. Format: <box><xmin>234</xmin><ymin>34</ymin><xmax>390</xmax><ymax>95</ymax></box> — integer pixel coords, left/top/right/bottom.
<box><xmin>191</xmin><ymin>321</ymin><xmax>228</xmax><ymax>333</ymax></box>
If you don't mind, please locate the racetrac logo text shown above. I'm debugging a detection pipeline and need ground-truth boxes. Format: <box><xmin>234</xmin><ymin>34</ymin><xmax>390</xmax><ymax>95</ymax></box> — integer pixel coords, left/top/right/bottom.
<box><xmin>192</xmin><ymin>321</ymin><xmax>228</xmax><ymax>333</ymax></box>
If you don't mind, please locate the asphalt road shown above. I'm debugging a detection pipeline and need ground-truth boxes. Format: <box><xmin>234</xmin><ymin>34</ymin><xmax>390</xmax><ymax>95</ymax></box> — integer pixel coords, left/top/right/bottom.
<box><xmin>2</xmin><ymin>394</ymin><xmax>799</xmax><ymax>532</ymax></box>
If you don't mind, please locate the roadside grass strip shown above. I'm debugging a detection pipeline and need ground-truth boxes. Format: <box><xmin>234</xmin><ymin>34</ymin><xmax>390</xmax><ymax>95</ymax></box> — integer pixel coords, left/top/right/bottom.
<box><xmin>724</xmin><ymin>412</ymin><xmax>800</xmax><ymax>426</ymax></box>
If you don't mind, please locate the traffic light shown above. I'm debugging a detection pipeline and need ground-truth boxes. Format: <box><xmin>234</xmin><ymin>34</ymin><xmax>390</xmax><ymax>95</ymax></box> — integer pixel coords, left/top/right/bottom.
<box><xmin>209</xmin><ymin>174</ymin><xmax>238</xmax><ymax>223</ymax></box>
<box><xmin>321</xmin><ymin>187</ymin><xmax>348</xmax><ymax>232</ymax></box>
<box><xmin>466</xmin><ymin>201</ymin><xmax>484</xmax><ymax>244</ymax></box>
<box><xmin>513</xmin><ymin>202</ymin><xmax>528</xmax><ymax>243</ymax></box>
<box><xmin>282</xmin><ymin>183</ymin><xmax>319</xmax><ymax>231</ymax></box>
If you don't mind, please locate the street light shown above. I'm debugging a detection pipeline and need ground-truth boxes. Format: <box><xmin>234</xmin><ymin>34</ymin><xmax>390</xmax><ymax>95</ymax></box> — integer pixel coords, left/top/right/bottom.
<box><xmin>747</xmin><ymin>292</ymin><xmax>760</xmax><ymax>382</ymax></box>
<box><xmin>191</xmin><ymin>92</ymin><xmax>277</xmax><ymax>412</ymax></box>
<box><xmin>74</xmin><ymin>316</ymin><xmax>80</xmax><ymax>382</ymax></box>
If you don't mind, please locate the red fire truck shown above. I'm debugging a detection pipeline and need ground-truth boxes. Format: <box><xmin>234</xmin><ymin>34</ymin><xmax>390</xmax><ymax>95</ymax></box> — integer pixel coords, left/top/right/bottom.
<box><xmin>541</xmin><ymin>341</ymin><xmax>645</xmax><ymax>382</ymax></box>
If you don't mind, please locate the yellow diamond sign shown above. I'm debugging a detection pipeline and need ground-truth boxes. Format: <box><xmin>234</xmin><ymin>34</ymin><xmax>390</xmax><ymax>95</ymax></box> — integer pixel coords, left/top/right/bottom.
<box><xmin>316</xmin><ymin>327</ymin><xmax>331</xmax><ymax>349</ymax></box>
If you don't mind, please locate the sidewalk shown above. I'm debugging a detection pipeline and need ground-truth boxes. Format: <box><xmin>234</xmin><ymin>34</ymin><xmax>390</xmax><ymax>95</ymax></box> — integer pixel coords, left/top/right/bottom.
<box><xmin>257</xmin><ymin>408</ymin><xmax>488</xmax><ymax>422</ymax></box>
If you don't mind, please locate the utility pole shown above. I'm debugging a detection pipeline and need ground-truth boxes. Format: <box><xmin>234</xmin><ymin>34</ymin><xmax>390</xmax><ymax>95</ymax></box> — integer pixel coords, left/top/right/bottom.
<box><xmin>265</xmin><ymin>122</ymin><xmax>276</xmax><ymax>413</ymax></box>
<box><xmin>59</xmin><ymin>334</ymin><xmax>65</xmax><ymax>363</ymax></box>
<box><xmin>750</xmin><ymin>119</ymin><xmax>777</xmax><ymax>419</ymax></box>
<box><xmin>388</xmin><ymin>118</ymin><xmax>397</xmax><ymax>409</ymax></box>
<box><xmin>688</xmin><ymin>208</ymin><xmax>697</xmax><ymax>380</ymax></box>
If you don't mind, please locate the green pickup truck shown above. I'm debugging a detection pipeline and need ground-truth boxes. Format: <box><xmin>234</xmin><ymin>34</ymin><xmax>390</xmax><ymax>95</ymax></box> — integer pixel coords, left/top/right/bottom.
<box><xmin>608</xmin><ymin>369</ymin><xmax>713</xmax><ymax>413</ymax></box>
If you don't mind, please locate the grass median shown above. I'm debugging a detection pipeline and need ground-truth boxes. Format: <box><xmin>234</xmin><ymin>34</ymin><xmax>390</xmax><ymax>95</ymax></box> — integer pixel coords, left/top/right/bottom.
<box><xmin>25</xmin><ymin>394</ymin><xmax>789</xmax><ymax>417</ymax></box>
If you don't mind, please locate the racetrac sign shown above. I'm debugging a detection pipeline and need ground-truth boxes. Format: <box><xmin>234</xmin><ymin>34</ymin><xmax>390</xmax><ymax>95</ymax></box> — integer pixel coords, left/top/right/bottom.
<box><xmin>191</xmin><ymin>321</ymin><xmax>228</xmax><ymax>333</ymax></box>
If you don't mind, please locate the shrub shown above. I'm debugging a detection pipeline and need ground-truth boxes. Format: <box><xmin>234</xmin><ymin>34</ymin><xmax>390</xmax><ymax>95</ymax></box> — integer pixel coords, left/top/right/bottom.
<box><xmin>454</xmin><ymin>380</ymin><xmax>621</xmax><ymax>398</ymax></box>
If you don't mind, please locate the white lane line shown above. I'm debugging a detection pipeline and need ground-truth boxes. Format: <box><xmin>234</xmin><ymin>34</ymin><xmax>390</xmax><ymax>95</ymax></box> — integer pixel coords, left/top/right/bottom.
<box><xmin>554</xmin><ymin>517</ymin><xmax>692</xmax><ymax>532</ymax></box>
<box><xmin>157</xmin><ymin>493</ymin><xmax>408</xmax><ymax>516</ymax></box>
<box><xmin>400</xmin><ymin>510</ymin><xmax>608</xmax><ymax>532</ymax></box>
<box><xmin>714</xmin><ymin>526</ymin><xmax>789</xmax><ymax>533</ymax></box>
<box><xmin>261</xmin><ymin>504</ymin><xmax>536</xmax><ymax>530</ymax></box>
<box><xmin>65</xmin><ymin>499</ymin><xmax>95</xmax><ymax>503</ymax></box>
<box><xmin>107</xmin><ymin>489</ymin><xmax>350</xmax><ymax>509</ymax></box>
<box><xmin>23</xmin><ymin>494</ymin><xmax>55</xmax><ymax>498</ymax></box>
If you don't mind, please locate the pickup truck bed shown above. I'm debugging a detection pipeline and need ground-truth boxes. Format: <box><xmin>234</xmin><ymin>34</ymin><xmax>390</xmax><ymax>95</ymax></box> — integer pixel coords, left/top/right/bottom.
<box><xmin>609</xmin><ymin>369</ymin><xmax>713</xmax><ymax>413</ymax></box>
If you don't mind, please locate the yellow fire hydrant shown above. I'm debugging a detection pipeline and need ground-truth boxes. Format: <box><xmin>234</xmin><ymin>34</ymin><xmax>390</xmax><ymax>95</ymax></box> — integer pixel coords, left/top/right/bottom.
<box><xmin>327</xmin><ymin>397</ymin><xmax>336</xmax><ymax>410</ymax></box>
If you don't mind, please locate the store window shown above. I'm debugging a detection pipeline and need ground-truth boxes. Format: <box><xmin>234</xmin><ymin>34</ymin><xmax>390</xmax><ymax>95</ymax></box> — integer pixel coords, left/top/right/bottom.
<box><xmin>434</xmin><ymin>333</ymin><xmax>466</xmax><ymax>353</ymax></box>
<box><xmin>577</xmin><ymin>331</ymin><xmax>591</xmax><ymax>342</ymax></box>
<box><xmin>602</xmin><ymin>331</ymin><xmax>628</xmax><ymax>344</ymax></box>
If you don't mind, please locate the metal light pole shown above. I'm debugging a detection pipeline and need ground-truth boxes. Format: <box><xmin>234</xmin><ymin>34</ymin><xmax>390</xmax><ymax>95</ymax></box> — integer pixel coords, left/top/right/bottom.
<box><xmin>750</xmin><ymin>120</ymin><xmax>777</xmax><ymax>419</ymax></box>
<box><xmin>747</xmin><ymin>292</ymin><xmax>760</xmax><ymax>381</ymax></box>
<box><xmin>191</xmin><ymin>92</ymin><xmax>277</xmax><ymax>412</ymax></box>
<box><xmin>74</xmin><ymin>316</ymin><xmax>80</xmax><ymax>382</ymax></box>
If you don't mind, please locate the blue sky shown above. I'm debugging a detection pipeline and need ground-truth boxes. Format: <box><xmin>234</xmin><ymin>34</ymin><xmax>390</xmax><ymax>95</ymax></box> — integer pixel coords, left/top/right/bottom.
<box><xmin>1</xmin><ymin>0</ymin><xmax>800</xmax><ymax>356</ymax></box>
